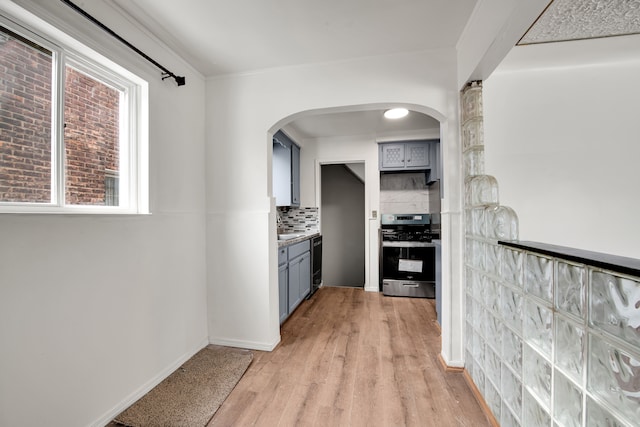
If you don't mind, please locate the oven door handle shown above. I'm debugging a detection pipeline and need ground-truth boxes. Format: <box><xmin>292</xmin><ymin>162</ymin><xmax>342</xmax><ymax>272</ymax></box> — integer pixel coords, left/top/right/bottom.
<box><xmin>381</xmin><ymin>241</ymin><xmax>436</xmax><ymax>248</ymax></box>
<box><xmin>402</xmin><ymin>283</ymin><xmax>420</xmax><ymax>288</ymax></box>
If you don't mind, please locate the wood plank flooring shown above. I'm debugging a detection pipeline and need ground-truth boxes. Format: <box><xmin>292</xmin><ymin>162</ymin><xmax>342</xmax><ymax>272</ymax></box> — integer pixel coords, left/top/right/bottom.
<box><xmin>209</xmin><ymin>286</ymin><xmax>490</xmax><ymax>427</ymax></box>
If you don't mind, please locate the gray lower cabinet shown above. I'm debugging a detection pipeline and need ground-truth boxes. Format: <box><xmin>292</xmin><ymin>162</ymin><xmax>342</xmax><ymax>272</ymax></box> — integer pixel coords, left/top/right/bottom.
<box><xmin>279</xmin><ymin>239</ymin><xmax>311</xmax><ymax>324</ymax></box>
<box><xmin>288</xmin><ymin>251</ymin><xmax>310</xmax><ymax>313</ymax></box>
<box><xmin>278</xmin><ymin>263</ymin><xmax>288</xmax><ymax>324</ymax></box>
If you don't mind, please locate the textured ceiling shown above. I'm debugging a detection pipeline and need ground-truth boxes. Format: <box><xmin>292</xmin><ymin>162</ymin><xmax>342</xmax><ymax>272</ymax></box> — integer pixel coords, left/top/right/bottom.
<box><xmin>519</xmin><ymin>0</ymin><xmax>640</xmax><ymax>44</ymax></box>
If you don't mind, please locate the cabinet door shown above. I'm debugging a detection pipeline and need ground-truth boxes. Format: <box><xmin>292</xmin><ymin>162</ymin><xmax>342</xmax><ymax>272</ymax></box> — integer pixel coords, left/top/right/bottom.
<box><xmin>288</xmin><ymin>256</ymin><xmax>302</xmax><ymax>313</ymax></box>
<box><xmin>291</xmin><ymin>144</ymin><xmax>300</xmax><ymax>206</ymax></box>
<box><xmin>299</xmin><ymin>252</ymin><xmax>311</xmax><ymax>300</ymax></box>
<box><xmin>273</xmin><ymin>140</ymin><xmax>292</xmax><ymax>206</ymax></box>
<box><xmin>380</xmin><ymin>143</ymin><xmax>405</xmax><ymax>169</ymax></box>
<box><xmin>279</xmin><ymin>263</ymin><xmax>288</xmax><ymax>324</ymax></box>
<box><xmin>405</xmin><ymin>142</ymin><xmax>431</xmax><ymax>169</ymax></box>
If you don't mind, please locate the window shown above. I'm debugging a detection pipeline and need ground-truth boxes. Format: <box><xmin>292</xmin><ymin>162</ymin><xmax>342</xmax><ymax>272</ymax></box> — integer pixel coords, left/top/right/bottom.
<box><xmin>0</xmin><ymin>14</ymin><xmax>147</xmax><ymax>213</ymax></box>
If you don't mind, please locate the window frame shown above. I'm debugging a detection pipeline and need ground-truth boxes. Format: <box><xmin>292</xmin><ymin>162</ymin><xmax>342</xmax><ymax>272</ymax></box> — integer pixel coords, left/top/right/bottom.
<box><xmin>0</xmin><ymin>12</ymin><xmax>148</xmax><ymax>214</ymax></box>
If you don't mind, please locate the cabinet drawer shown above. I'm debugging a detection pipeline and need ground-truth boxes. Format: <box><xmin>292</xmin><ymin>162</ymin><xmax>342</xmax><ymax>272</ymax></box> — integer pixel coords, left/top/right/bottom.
<box><xmin>288</xmin><ymin>239</ymin><xmax>310</xmax><ymax>259</ymax></box>
<box><xmin>278</xmin><ymin>247</ymin><xmax>288</xmax><ymax>266</ymax></box>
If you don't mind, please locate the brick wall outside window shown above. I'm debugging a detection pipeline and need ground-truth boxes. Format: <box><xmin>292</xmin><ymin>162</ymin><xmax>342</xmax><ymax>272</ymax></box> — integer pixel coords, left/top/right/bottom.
<box><xmin>0</xmin><ymin>36</ymin><xmax>52</xmax><ymax>203</ymax></box>
<box><xmin>64</xmin><ymin>67</ymin><xmax>119</xmax><ymax>205</ymax></box>
<box><xmin>0</xmin><ymin>32</ymin><xmax>120</xmax><ymax>206</ymax></box>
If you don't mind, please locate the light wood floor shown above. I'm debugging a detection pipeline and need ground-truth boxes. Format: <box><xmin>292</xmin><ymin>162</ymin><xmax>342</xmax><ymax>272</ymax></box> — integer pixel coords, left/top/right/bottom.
<box><xmin>209</xmin><ymin>286</ymin><xmax>490</xmax><ymax>427</ymax></box>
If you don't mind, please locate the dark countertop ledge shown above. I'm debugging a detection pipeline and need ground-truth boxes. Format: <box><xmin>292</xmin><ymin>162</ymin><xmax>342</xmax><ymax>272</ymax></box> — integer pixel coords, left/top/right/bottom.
<box><xmin>498</xmin><ymin>240</ymin><xmax>640</xmax><ymax>278</ymax></box>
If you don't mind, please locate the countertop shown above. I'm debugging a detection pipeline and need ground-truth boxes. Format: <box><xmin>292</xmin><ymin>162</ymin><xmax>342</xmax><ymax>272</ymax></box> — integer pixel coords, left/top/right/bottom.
<box><xmin>499</xmin><ymin>240</ymin><xmax>640</xmax><ymax>277</ymax></box>
<box><xmin>277</xmin><ymin>232</ymin><xmax>320</xmax><ymax>247</ymax></box>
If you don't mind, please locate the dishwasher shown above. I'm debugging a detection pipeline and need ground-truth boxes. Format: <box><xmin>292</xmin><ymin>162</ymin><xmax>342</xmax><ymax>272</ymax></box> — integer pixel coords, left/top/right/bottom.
<box><xmin>310</xmin><ymin>235</ymin><xmax>322</xmax><ymax>296</ymax></box>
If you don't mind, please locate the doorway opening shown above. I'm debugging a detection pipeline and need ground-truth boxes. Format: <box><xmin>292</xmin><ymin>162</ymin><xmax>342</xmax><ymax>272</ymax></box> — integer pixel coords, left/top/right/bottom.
<box><xmin>320</xmin><ymin>163</ymin><xmax>365</xmax><ymax>288</ymax></box>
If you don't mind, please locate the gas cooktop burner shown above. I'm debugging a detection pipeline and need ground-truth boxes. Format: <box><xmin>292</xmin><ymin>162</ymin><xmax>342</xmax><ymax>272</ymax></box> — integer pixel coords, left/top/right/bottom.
<box><xmin>380</xmin><ymin>213</ymin><xmax>440</xmax><ymax>242</ymax></box>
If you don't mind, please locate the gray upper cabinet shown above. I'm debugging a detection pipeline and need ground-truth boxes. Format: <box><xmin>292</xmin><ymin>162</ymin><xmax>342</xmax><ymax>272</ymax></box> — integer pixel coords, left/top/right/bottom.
<box><xmin>379</xmin><ymin>140</ymin><xmax>436</xmax><ymax>171</ymax></box>
<box><xmin>379</xmin><ymin>140</ymin><xmax>441</xmax><ymax>184</ymax></box>
<box><xmin>273</xmin><ymin>130</ymin><xmax>300</xmax><ymax>207</ymax></box>
<box><xmin>291</xmin><ymin>144</ymin><xmax>300</xmax><ymax>206</ymax></box>
<box><xmin>379</xmin><ymin>143</ymin><xmax>406</xmax><ymax>169</ymax></box>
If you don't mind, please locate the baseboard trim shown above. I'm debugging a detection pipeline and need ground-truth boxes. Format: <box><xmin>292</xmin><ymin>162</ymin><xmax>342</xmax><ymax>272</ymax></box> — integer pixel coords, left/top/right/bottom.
<box><xmin>462</xmin><ymin>369</ymin><xmax>500</xmax><ymax>427</ymax></box>
<box><xmin>437</xmin><ymin>354</ymin><xmax>464</xmax><ymax>373</ymax></box>
<box><xmin>91</xmin><ymin>337</ymin><xmax>209</xmax><ymax>427</ymax></box>
<box><xmin>210</xmin><ymin>336</ymin><xmax>280</xmax><ymax>352</ymax></box>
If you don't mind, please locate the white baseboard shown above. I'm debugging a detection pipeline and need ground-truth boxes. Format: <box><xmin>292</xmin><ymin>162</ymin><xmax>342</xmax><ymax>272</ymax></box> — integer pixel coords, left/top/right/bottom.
<box><xmin>210</xmin><ymin>336</ymin><xmax>280</xmax><ymax>352</ymax></box>
<box><xmin>91</xmin><ymin>337</ymin><xmax>209</xmax><ymax>427</ymax></box>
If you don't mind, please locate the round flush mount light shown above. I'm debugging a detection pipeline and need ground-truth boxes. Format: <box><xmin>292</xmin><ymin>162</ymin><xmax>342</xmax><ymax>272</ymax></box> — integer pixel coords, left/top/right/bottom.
<box><xmin>384</xmin><ymin>108</ymin><xmax>409</xmax><ymax>119</ymax></box>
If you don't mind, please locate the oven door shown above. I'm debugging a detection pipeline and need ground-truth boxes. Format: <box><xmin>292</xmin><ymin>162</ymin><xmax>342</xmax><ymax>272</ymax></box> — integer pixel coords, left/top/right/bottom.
<box><xmin>381</xmin><ymin>241</ymin><xmax>436</xmax><ymax>298</ymax></box>
<box><xmin>381</xmin><ymin>242</ymin><xmax>436</xmax><ymax>282</ymax></box>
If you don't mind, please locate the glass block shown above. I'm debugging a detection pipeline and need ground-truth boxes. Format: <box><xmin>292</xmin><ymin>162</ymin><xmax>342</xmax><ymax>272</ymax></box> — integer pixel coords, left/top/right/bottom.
<box><xmin>465</xmin><ymin>238</ymin><xmax>473</xmax><ymax>266</ymax></box>
<box><xmin>524</xmin><ymin>300</ymin><xmax>553</xmax><ymax>358</ymax></box>
<box><xmin>486</xmin><ymin>243</ymin><xmax>501</xmax><ymax>277</ymax></box>
<box><xmin>473</xmin><ymin>329</ymin><xmax>485</xmax><ymax>367</ymax></box>
<box><xmin>503</xmin><ymin>326</ymin><xmax>523</xmax><ymax>375</ymax></box>
<box><xmin>476</xmin><ymin>241</ymin><xmax>487</xmax><ymax>271</ymax></box>
<box><xmin>484</xmin><ymin>279</ymin><xmax>501</xmax><ymax>315</ymax></box>
<box><xmin>485</xmin><ymin>344</ymin><xmax>501</xmax><ymax>387</ymax></box>
<box><xmin>501</xmin><ymin>403</ymin><xmax>521</xmax><ymax>427</ymax></box>
<box><xmin>485</xmin><ymin>205</ymin><xmax>519</xmax><ymax>241</ymax></box>
<box><xmin>462</xmin><ymin>84</ymin><xmax>483</xmax><ymax>124</ymax></box>
<box><xmin>523</xmin><ymin>390</ymin><xmax>551</xmax><ymax>427</ymax></box>
<box><xmin>503</xmin><ymin>247</ymin><xmax>524</xmax><ymax>288</ymax></box>
<box><xmin>467</xmin><ymin>267</ymin><xmax>481</xmax><ymax>299</ymax></box>
<box><xmin>554</xmin><ymin>314</ymin><xmax>585</xmax><ymax>384</ymax></box>
<box><xmin>590</xmin><ymin>270</ymin><xmax>640</xmax><ymax>349</ymax></box>
<box><xmin>473</xmin><ymin>359</ymin><xmax>486</xmax><ymax>394</ymax></box>
<box><xmin>473</xmin><ymin>296</ymin><xmax>483</xmax><ymax>332</ymax></box>
<box><xmin>485</xmin><ymin>312</ymin><xmax>503</xmax><ymax>353</ymax></box>
<box><xmin>466</xmin><ymin>238</ymin><xmax>485</xmax><ymax>270</ymax></box>
<box><xmin>524</xmin><ymin>345</ymin><xmax>552</xmax><ymax>408</ymax></box>
<box><xmin>466</xmin><ymin>320</ymin><xmax>474</xmax><ymax>354</ymax></box>
<box><xmin>466</xmin><ymin>294</ymin><xmax>474</xmax><ymax>324</ymax></box>
<box><xmin>502</xmin><ymin>286</ymin><xmax>523</xmax><ymax>334</ymax></box>
<box><xmin>466</xmin><ymin>350</ymin><xmax>474</xmax><ymax>378</ymax></box>
<box><xmin>556</xmin><ymin>261</ymin><xmax>586</xmax><ymax>320</ymax></box>
<box><xmin>588</xmin><ymin>334</ymin><xmax>640</xmax><ymax>422</ymax></box>
<box><xmin>586</xmin><ymin>395</ymin><xmax>628</xmax><ymax>427</ymax></box>
<box><xmin>554</xmin><ymin>371</ymin><xmax>582</xmax><ymax>427</ymax></box>
<box><xmin>525</xmin><ymin>254</ymin><xmax>554</xmax><ymax>304</ymax></box>
<box><xmin>502</xmin><ymin>364</ymin><xmax>523</xmax><ymax>418</ymax></box>
<box><xmin>466</xmin><ymin>207</ymin><xmax>486</xmax><ymax>237</ymax></box>
<box><xmin>485</xmin><ymin>378</ymin><xmax>501</xmax><ymax>422</ymax></box>
<box><xmin>463</xmin><ymin>145</ymin><xmax>485</xmax><ymax>177</ymax></box>
<box><xmin>465</xmin><ymin>175</ymin><xmax>499</xmax><ymax>207</ymax></box>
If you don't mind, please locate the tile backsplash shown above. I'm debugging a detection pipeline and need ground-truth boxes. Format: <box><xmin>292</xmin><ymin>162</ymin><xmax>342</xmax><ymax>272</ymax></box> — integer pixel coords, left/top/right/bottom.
<box><xmin>277</xmin><ymin>207</ymin><xmax>319</xmax><ymax>233</ymax></box>
<box><xmin>380</xmin><ymin>172</ymin><xmax>440</xmax><ymax>214</ymax></box>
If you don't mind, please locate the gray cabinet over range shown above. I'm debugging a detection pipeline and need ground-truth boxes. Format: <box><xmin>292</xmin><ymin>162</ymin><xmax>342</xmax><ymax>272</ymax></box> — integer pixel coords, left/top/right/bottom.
<box><xmin>379</xmin><ymin>139</ymin><xmax>441</xmax><ymax>184</ymax></box>
<box><xmin>273</xmin><ymin>130</ymin><xmax>300</xmax><ymax>207</ymax></box>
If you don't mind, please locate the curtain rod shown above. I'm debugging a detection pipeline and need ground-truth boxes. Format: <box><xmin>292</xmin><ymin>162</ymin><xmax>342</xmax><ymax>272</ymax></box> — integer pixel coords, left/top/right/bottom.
<box><xmin>60</xmin><ymin>0</ymin><xmax>185</xmax><ymax>86</ymax></box>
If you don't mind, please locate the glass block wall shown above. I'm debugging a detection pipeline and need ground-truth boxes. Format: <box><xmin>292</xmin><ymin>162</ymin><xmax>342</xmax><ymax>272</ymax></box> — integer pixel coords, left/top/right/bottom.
<box><xmin>461</xmin><ymin>82</ymin><xmax>640</xmax><ymax>427</ymax></box>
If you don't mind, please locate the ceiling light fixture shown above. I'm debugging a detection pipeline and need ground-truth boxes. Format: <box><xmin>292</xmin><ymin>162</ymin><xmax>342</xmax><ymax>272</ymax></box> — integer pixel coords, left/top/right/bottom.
<box><xmin>384</xmin><ymin>108</ymin><xmax>409</xmax><ymax>119</ymax></box>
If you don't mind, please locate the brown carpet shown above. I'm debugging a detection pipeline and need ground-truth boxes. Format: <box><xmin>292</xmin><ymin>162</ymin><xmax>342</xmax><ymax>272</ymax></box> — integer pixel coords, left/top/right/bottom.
<box><xmin>113</xmin><ymin>345</ymin><xmax>253</xmax><ymax>427</ymax></box>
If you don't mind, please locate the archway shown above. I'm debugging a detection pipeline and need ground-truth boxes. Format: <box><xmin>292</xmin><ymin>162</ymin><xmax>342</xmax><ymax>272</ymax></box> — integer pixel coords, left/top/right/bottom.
<box><xmin>267</xmin><ymin>103</ymin><xmax>464</xmax><ymax>367</ymax></box>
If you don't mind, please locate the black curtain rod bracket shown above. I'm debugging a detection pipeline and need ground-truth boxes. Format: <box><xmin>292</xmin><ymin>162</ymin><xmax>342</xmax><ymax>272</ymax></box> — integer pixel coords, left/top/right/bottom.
<box><xmin>60</xmin><ymin>0</ymin><xmax>186</xmax><ymax>87</ymax></box>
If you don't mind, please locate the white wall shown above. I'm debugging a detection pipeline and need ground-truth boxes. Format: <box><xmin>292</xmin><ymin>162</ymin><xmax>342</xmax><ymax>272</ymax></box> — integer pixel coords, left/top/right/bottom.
<box><xmin>205</xmin><ymin>49</ymin><xmax>466</xmax><ymax>363</ymax></box>
<box><xmin>484</xmin><ymin>35</ymin><xmax>640</xmax><ymax>259</ymax></box>
<box><xmin>0</xmin><ymin>2</ymin><xmax>208</xmax><ymax>426</ymax></box>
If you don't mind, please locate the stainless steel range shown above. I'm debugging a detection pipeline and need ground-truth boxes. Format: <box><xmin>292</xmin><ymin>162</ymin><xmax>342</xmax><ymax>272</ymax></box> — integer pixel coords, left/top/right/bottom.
<box><xmin>379</xmin><ymin>213</ymin><xmax>440</xmax><ymax>298</ymax></box>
